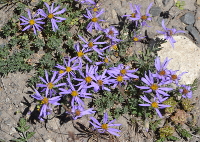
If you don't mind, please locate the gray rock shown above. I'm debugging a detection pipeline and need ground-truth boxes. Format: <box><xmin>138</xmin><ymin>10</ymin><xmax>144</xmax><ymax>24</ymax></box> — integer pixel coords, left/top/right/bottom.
<box><xmin>157</xmin><ymin>17</ymin><xmax>168</xmax><ymax>26</ymax></box>
<box><xmin>149</xmin><ymin>6</ymin><xmax>161</xmax><ymax>17</ymax></box>
<box><xmin>180</xmin><ymin>12</ymin><xmax>195</xmax><ymax>25</ymax></box>
<box><xmin>186</xmin><ymin>25</ymin><xmax>200</xmax><ymax>44</ymax></box>
<box><xmin>195</xmin><ymin>7</ymin><xmax>200</xmax><ymax>34</ymax></box>
<box><xmin>162</xmin><ymin>0</ymin><xmax>171</xmax><ymax>6</ymax></box>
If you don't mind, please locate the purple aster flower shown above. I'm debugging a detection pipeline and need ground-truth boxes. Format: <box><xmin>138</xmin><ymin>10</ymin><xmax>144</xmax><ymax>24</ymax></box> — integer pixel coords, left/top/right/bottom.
<box><xmin>78</xmin><ymin>35</ymin><xmax>107</xmax><ymax>55</ymax></box>
<box><xmin>153</xmin><ymin>56</ymin><xmax>171</xmax><ymax>81</ymax></box>
<box><xmin>19</xmin><ymin>9</ymin><xmax>45</xmax><ymax>35</ymax></box>
<box><xmin>72</xmin><ymin>43</ymin><xmax>92</xmax><ymax>66</ymax></box>
<box><xmin>87</xmin><ymin>69</ymin><xmax>111</xmax><ymax>92</ymax></box>
<box><xmin>107</xmin><ymin>64</ymin><xmax>139</xmax><ymax>80</ymax></box>
<box><xmin>179</xmin><ymin>85</ymin><xmax>192</xmax><ymax>99</ymax></box>
<box><xmin>75</xmin><ymin>0</ymin><xmax>96</xmax><ymax>5</ymax></box>
<box><xmin>37</xmin><ymin>2</ymin><xmax>66</xmax><ymax>32</ymax></box>
<box><xmin>59</xmin><ymin>79</ymin><xmax>92</xmax><ymax>107</ymax></box>
<box><xmin>89</xmin><ymin>112</ymin><xmax>121</xmax><ymax>136</ymax></box>
<box><xmin>167</xmin><ymin>70</ymin><xmax>187</xmax><ymax>86</ymax></box>
<box><xmin>55</xmin><ymin>57</ymin><xmax>81</xmax><ymax>79</ymax></box>
<box><xmin>135</xmin><ymin>70</ymin><xmax>173</xmax><ymax>98</ymax></box>
<box><xmin>122</xmin><ymin>3</ymin><xmax>141</xmax><ymax>26</ymax></box>
<box><xmin>67</xmin><ymin>105</ymin><xmax>96</xmax><ymax>120</ymax></box>
<box><xmin>31</xmin><ymin>89</ymin><xmax>61</xmax><ymax>121</ymax></box>
<box><xmin>157</xmin><ymin>20</ymin><xmax>185</xmax><ymax>48</ymax></box>
<box><xmin>95</xmin><ymin>56</ymin><xmax>111</xmax><ymax>66</ymax></box>
<box><xmin>103</xmin><ymin>26</ymin><xmax>121</xmax><ymax>42</ymax></box>
<box><xmin>140</xmin><ymin>2</ymin><xmax>153</xmax><ymax>27</ymax></box>
<box><xmin>108</xmin><ymin>73</ymin><xmax>129</xmax><ymax>89</ymax></box>
<box><xmin>74</xmin><ymin>64</ymin><xmax>97</xmax><ymax>90</ymax></box>
<box><xmin>139</xmin><ymin>95</ymin><xmax>171</xmax><ymax>118</ymax></box>
<box><xmin>83</xmin><ymin>8</ymin><xmax>104</xmax><ymax>32</ymax></box>
<box><xmin>37</xmin><ymin>70</ymin><xmax>66</xmax><ymax>97</ymax></box>
<box><xmin>132</xmin><ymin>32</ymin><xmax>145</xmax><ymax>44</ymax></box>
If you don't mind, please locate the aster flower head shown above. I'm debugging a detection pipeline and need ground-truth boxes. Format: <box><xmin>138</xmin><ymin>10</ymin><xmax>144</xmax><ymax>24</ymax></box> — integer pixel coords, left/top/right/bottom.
<box><xmin>122</xmin><ymin>3</ymin><xmax>141</xmax><ymax>26</ymax></box>
<box><xmin>132</xmin><ymin>32</ymin><xmax>145</xmax><ymax>44</ymax></box>
<box><xmin>107</xmin><ymin>64</ymin><xmax>139</xmax><ymax>80</ymax></box>
<box><xmin>37</xmin><ymin>2</ymin><xmax>66</xmax><ymax>32</ymax></box>
<box><xmin>55</xmin><ymin>57</ymin><xmax>81</xmax><ymax>78</ymax></box>
<box><xmin>139</xmin><ymin>95</ymin><xmax>171</xmax><ymax>118</ymax></box>
<box><xmin>59</xmin><ymin>79</ymin><xmax>92</xmax><ymax>107</ymax></box>
<box><xmin>179</xmin><ymin>85</ymin><xmax>192</xmax><ymax>99</ymax></box>
<box><xmin>19</xmin><ymin>9</ymin><xmax>45</xmax><ymax>35</ymax></box>
<box><xmin>31</xmin><ymin>89</ymin><xmax>61</xmax><ymax>121</ymax></box>
<box><xmin>136</xmin><ymin>70</ymin><xmax>173</xmax><ymax>98</ymax></box>
<box><xmin>157</xmin><ymin>20</ymin><xmax>185</xmax><ymax>48</ymax></box>
<box><xmin>84</xmin><ymin>8</ymin><xmax>105</xmax><ymax>32</ymax></box>
<box><xmin>74</xmin><ymin>64</ymin><xmax>97</xmax><ymax>90</ymax></box>
<box><xmin>108</xmin><ymin>73</ymin><xmax>129</xmax><ymax>89</ymax></box>
<box><xmin>89</xmin><ymin>112</ymin><xmax>121</xmax><ymax>136</ymax></box>
<box><xmin>103</xmin><ymin>26</ymin><xmax>121</xmax><ymax>42</ymax></box>
<box><xmin>95</xmin><ymin>56</ymin><xmax>111</xmax><ymax>66</ymax></box>
<box><xmin>75</xmin><ymin>0</ymin><xmax>96</xmax><ymax>5</ymax></box>
<box><xmin>79</xmin><ymin>35</ymin><xmax>107</xmax><ymax>55</ymax></box>
<box><xmin>37</xmin><ymin>70</ymin><xmax>66</xmax><ymax>97</ymax></box>
<box><xmin>72</xmin><ymin>43</ymin><xmax>92</xmax><ymax>66</ymax></box>
<box><xmin>67</xmin><ymin>105</ymin><xmax>96</xmax><ymax>120</ymax></box>
<box><xmin>167</xmin><ymin>70</ymin><xmax>187</xmax><ymax>86</ymax></box>
<box><xmin>153</xmin><ymin>56</ymin><xmax>172</xmax><ymax>80</ymax></box>
<box><xmin>87</xmin><ymin>69</ymin><xmax>111</xmax><ymax>92</ymax></box>
<box><xmin>140</xmin><ymin>2</ymin><xmax>153</xmax><ymax>27</ymax></box>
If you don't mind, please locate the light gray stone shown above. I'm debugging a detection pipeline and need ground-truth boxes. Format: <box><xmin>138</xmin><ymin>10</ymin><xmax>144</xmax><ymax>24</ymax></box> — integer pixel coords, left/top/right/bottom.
<box><xmin>180</xmin><ymin>12</ymin><xmax>195</xmax><ymax>25</ymax></box>
<box><xmin>162</xmin><ymin>0</ymin><xmax>171</xmax><ymax>6</ymax></box>
<box><xmin>149</xmin><ymin>6</ymin><xmax>162</xmax><ymax>17</ymax></box>
<box><xmin>182</xmin><ymin>0</ymin><xmax>196</xmax><ymax>11</ymax></box>
<box><xmin>157</xmin><ymin>35</ymin><xmax>200</xmax><ymax>85</ymax></box>
<box><xmin>186</xmin><ymin>25</ymin><xmax>200</xmax><ymax>44</ymax></box>
<box><xmin>195</xmin><ymin>7</ymin><xmax>200</xmax><ymax>33</ymax></box>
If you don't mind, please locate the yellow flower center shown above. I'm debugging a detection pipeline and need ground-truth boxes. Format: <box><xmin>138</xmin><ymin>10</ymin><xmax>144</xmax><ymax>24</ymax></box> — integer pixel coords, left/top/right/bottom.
<box><xmin>120</xmin><ymin>69</ymin><xmax>127</xmax><ymax>75</ymax></box>
<box><xmin>171</xmin><ymin>75</ymin><xmax>177</xmax><ymax>80</ymax></box>
<box><xmin>41</xmin><ymin>97</ymin><xmax>49</xmax><ymax>104</ymax></box>
<box><xmin>111</xmin><ymin>44</ymin><xmax>118</xmax><ymax>50</ymax></box>
<box><xmin>93</xmin><ymin>7</ymin><xmax>98</xmax><ymax>12</ymax></box>
<box><xmin>91</xmin><ymin>17</ymin><xmax>98</xmax><ymax>22</ymax></box>
<box><xmin>59</xmin><ymin>70</ymin><xmax>65</xmax><ymax>74</ymax></box>
<box><xmin>117</xmin><ymin>76</ymin><xmax>123</xmax><ymax>82</ymax></box>
<box><xmin>29</xmin><ymin>19</ymin><xmax>35</xmax><ymax>25</ymax></box>
<box><xmin>131</xmin><ymin>13</ymin><xmax>136</xmax><ymax>18</ymax></box>
<box><xmin>48</xmin><ymin>13</ymin><xmax>54</xmax><ymax>19</ymax></box>
<box><xmin>77</xmin><ymin>51</ymin><xmax>84</xmax><ymax>57</ymax></box>
<box><xmin>71</xmin><ymin>91</ymin><xmax>78</xmax><ymax>96</ymax></box>
<box><xmin>104</xmin><ymin>58</ymin><xmax>109</xmax><ymax>63</ymax></box>
<box><xmin>66</xmin><ymin>66</ymin><xmax>72</xmax><ymax>72</ymax></box>
<box><xmin>133</xmin><ymin>37</ymin><xmax>139</xmax><ymax>42</ymax></box>
<box><xmin>88</xmin><ymin>42</ymin><xmax>94</xmax><ymax>48</ymax></box>
<box><xmin>141</xmin><ymin>15</ymin><xmax>147</xmax><ymax>20</ymax></box>
<box><xmin>101</xmin><ymin>123</ymin><xmax>108</xmax><ymax>130</ymax></box>
<box><xmin>47</xmin><ymin>82</ymin><xmax>54</xmax><ymax>89</ymax></box>
<box><xmin>151</xmin><ymin>102</ymin><xmax>158</xmax><ymax>108</ymax></box>
<box><xmin>97</xmin><ymin>80</ymin><xmax>103</xmax><ymax>86</ymax></box>
<box><xmin>159</xmin><ymin>70</ymin><xmax>166</xmax><ymax>76</ymax></box>
<box><xmin>85</xmin><ymin>76</ymin><xmax>92</xmax><ymax>83</ymax></box>
<box><xmin>150</xmin><ymin>84</ymin><xmax>158</xmax><ymax>90</ymax></box>
<box><xmin>182</xmin><ymin>89</ymin><xmax>189</xmax><ymax>94</ymax></box>
<box><xmin>75</xmin><ymin>110</ymin><xmax>81</xmax><ymax>116</ymax></box>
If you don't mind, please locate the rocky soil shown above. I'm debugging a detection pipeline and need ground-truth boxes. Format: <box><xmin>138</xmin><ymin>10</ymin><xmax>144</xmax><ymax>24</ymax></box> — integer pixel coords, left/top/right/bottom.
<box><xmin>1</xmin><ymin>0</ymin><xmax>200</xmax><ymax>142</ymax></box>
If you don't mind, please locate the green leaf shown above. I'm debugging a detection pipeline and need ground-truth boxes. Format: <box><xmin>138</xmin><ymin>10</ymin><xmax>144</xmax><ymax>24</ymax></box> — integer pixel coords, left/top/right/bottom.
<box><xmin>24</xmin><ymin>125</ymin><xmax>30</xmax><ymax>131</ymax></box>
<box><xmin>26</xmin><ymin>132</ymin><xmax>36</xmax><ymax>139</ymax></box>
<box><xmin>19</xmin><ymin>118</ymin><xmax>26</xmax><ymax>127</ymax></box>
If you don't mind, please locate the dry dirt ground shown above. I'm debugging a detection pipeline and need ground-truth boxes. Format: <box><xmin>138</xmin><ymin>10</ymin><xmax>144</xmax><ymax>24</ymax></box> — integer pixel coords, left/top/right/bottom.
<box><xmin>0</xmin><ymin>0</ymin><xmax>200</xmax><ymax>142</ymax></box>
